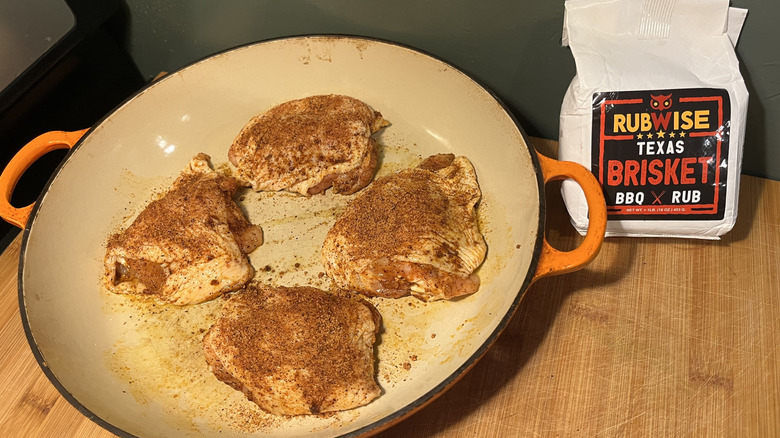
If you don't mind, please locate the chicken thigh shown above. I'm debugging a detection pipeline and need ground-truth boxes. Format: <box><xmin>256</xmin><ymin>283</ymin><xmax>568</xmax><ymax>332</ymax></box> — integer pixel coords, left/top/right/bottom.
<box><xmin>103</xmin><ymin>154</ymin><xmax>263</xmax><ymax>305</ymax></box>
<box><xmin>322</xmin><ymin>154</ymin><xmax>487</xmax><ymax>301</ymax></box>
<box><xmin>202</xmin><ymin>285</ymin><xmax>381</xmax><ymax>415</ymax></box>
<box><xmin>228</xmin><ymin>94</ymin><xmax>389</xmax><ymax>196</ymax></box>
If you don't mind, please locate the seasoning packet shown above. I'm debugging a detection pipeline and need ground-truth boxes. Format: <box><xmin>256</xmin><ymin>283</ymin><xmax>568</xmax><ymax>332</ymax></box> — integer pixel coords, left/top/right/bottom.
<box><xmin>559</xmin><ymin>0</ymin><xmax>749</xmax><ymax>239</ymax></box>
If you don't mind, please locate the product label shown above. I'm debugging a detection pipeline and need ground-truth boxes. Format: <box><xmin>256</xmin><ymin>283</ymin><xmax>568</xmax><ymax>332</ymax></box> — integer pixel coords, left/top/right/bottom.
<box><xmin>592</xmin><ymin>88</ymin><xmax>730</xmax><ymax>220</ymax></box>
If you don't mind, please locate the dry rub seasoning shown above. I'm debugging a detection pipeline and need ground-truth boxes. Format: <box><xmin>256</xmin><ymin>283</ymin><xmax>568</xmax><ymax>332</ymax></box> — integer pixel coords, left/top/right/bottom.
<box><xmin>559</xmin><ymin>0</ymin><xmax>749</xmax><ymax>238</ymax></box>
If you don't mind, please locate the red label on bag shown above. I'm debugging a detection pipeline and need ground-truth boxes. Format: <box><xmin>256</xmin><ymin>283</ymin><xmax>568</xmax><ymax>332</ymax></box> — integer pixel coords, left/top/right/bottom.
<box><xmin>592</xmin><ymin>88</ymin><xmax>730</xmax><ymax>220</ymax></box>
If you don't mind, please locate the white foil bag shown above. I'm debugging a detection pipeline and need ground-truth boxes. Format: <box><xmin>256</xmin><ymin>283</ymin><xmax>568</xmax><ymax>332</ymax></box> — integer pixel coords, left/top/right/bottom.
<box><xmin>559</xmin><ymin>0</ymin><xmax>748</xmax><ymax>239</ymax></box>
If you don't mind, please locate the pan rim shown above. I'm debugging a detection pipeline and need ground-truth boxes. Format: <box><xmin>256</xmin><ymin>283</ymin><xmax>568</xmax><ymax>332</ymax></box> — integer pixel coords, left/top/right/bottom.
<box><xmin>16</xmin><ymin>33</ymin><xmax>547</xmax><ymax>438</ymax></box>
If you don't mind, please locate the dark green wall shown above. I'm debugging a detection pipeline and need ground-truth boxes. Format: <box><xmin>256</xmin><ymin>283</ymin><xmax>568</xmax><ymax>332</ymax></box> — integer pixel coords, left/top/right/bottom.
<box><xmin>122</xmin><ymin>0</ymin><xmax>779</xmax><ymax>180</ymax></box>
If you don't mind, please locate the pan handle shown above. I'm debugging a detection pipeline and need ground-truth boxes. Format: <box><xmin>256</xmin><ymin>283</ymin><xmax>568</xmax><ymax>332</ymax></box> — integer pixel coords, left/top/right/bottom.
<box><xmin>531</xmin><ymin>150</ymin><xmax>607</xmax><ymax>283</ymax></box>
<box><xmin>0</xmin><ymin>129</ymin><xmax>88</xmax><ymax>228</ymax></box>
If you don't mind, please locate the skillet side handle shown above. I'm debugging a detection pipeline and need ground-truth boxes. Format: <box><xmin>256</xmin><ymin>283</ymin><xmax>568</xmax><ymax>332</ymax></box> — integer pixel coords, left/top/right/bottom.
<box><xmin>531</xmin><ymin>150</ymin><xmax>607</xmax><ymax>284</ymax></box>
<box><xmin>0</xmin><ymin>129</ymin><xmax>88</xmax><ymax>228</ymax></box>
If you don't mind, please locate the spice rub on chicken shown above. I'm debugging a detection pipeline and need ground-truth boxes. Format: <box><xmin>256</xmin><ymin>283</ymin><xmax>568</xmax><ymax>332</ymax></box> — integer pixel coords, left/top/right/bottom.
<box><xmin>202</xmin><ymin>285</ymin><xmax>381</xmax><ymax>415</ymax></box>
<box><xmin>322</xmin><ymin>154</ymin><xmax>487</xmax><ymax>301</ymax></box>
<box><xmin>103</xmin><ymin>154</ymin><xmax>263</xmax><ymax>305</ymax></box>
<box><xmin>228</xmin><ymin>94</ymin><xmax>389</xmax><ymax>196</ymax></box>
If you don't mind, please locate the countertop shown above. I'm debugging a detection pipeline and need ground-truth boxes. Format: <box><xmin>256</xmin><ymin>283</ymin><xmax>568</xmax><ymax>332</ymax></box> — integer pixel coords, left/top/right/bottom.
<box><xmin>0</xmin><ymin>139</ymin><xmax>778</xmax><ymax>437</ymax></box>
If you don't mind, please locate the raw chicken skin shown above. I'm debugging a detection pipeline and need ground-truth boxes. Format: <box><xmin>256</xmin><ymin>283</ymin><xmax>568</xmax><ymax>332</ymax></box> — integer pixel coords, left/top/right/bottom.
<box><xmin>103</xmin><ymin>154</ymin><xmax>263</xmax><ymax>305</ymax></box>
<box><xmin>202</xmin><ymin>285</ymin><xmax>381</xmax><ymax>415</ymax></box>
<box><xmin>228</xmin><ymin>94</ymin><xmax>389</xmax><ymax>196</ymax></box>
<box><xmin>322</xmin><ymin>154</ymin><xmax>487</xmax><ymax>301</ymax></box>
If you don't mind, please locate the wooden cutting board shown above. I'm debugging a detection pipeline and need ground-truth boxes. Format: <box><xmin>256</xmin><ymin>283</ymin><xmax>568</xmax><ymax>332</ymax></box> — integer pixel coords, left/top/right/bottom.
<box><xmin>0</xmin><ymin>138</ymin><xmax>778</xmax><ymax>437</ymax></box>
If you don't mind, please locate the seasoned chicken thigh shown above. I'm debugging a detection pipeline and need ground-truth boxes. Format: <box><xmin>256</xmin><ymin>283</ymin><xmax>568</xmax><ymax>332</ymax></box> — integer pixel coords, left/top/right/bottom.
<box><xmin>228</xmin><ymin>94</ymin><xmax>389</xmax><ymax>195</ymax></box>
<box><xmin>322</xmin><ymin>154</ymin><xmax>487</xmax><ymax>301</ymax></box>
<box><xmin>103</xmin><ymin>154</ymin><xmax>263</xmax><ymax>305</ymax></box>
<box><xmin>202</xmin><ymin>285</ymin><xmax>381</xmax><ymax>415</ymax></box>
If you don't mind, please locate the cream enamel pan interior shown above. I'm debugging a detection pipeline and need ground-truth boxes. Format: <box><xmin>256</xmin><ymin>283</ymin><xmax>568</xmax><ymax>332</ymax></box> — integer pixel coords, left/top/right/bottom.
<box><xmin>8</xmin><ymin>36</ymin><xmax>605</xmax><ymax>437</ymax></box>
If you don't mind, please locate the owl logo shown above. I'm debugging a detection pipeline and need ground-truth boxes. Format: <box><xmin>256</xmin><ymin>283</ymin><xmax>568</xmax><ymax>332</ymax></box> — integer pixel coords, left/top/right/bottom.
<box><xmin>650</xmin><ymin>93</ymin><xmax>673</xmax><ymax>111</ymax></box>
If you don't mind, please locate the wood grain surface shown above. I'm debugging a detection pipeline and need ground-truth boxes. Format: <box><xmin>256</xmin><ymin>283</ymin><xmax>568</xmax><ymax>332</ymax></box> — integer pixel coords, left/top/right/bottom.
<box><xmin>1</xmin><ymin>138</ymin><xmax>778</xmax><ymax>437</ymax></box>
